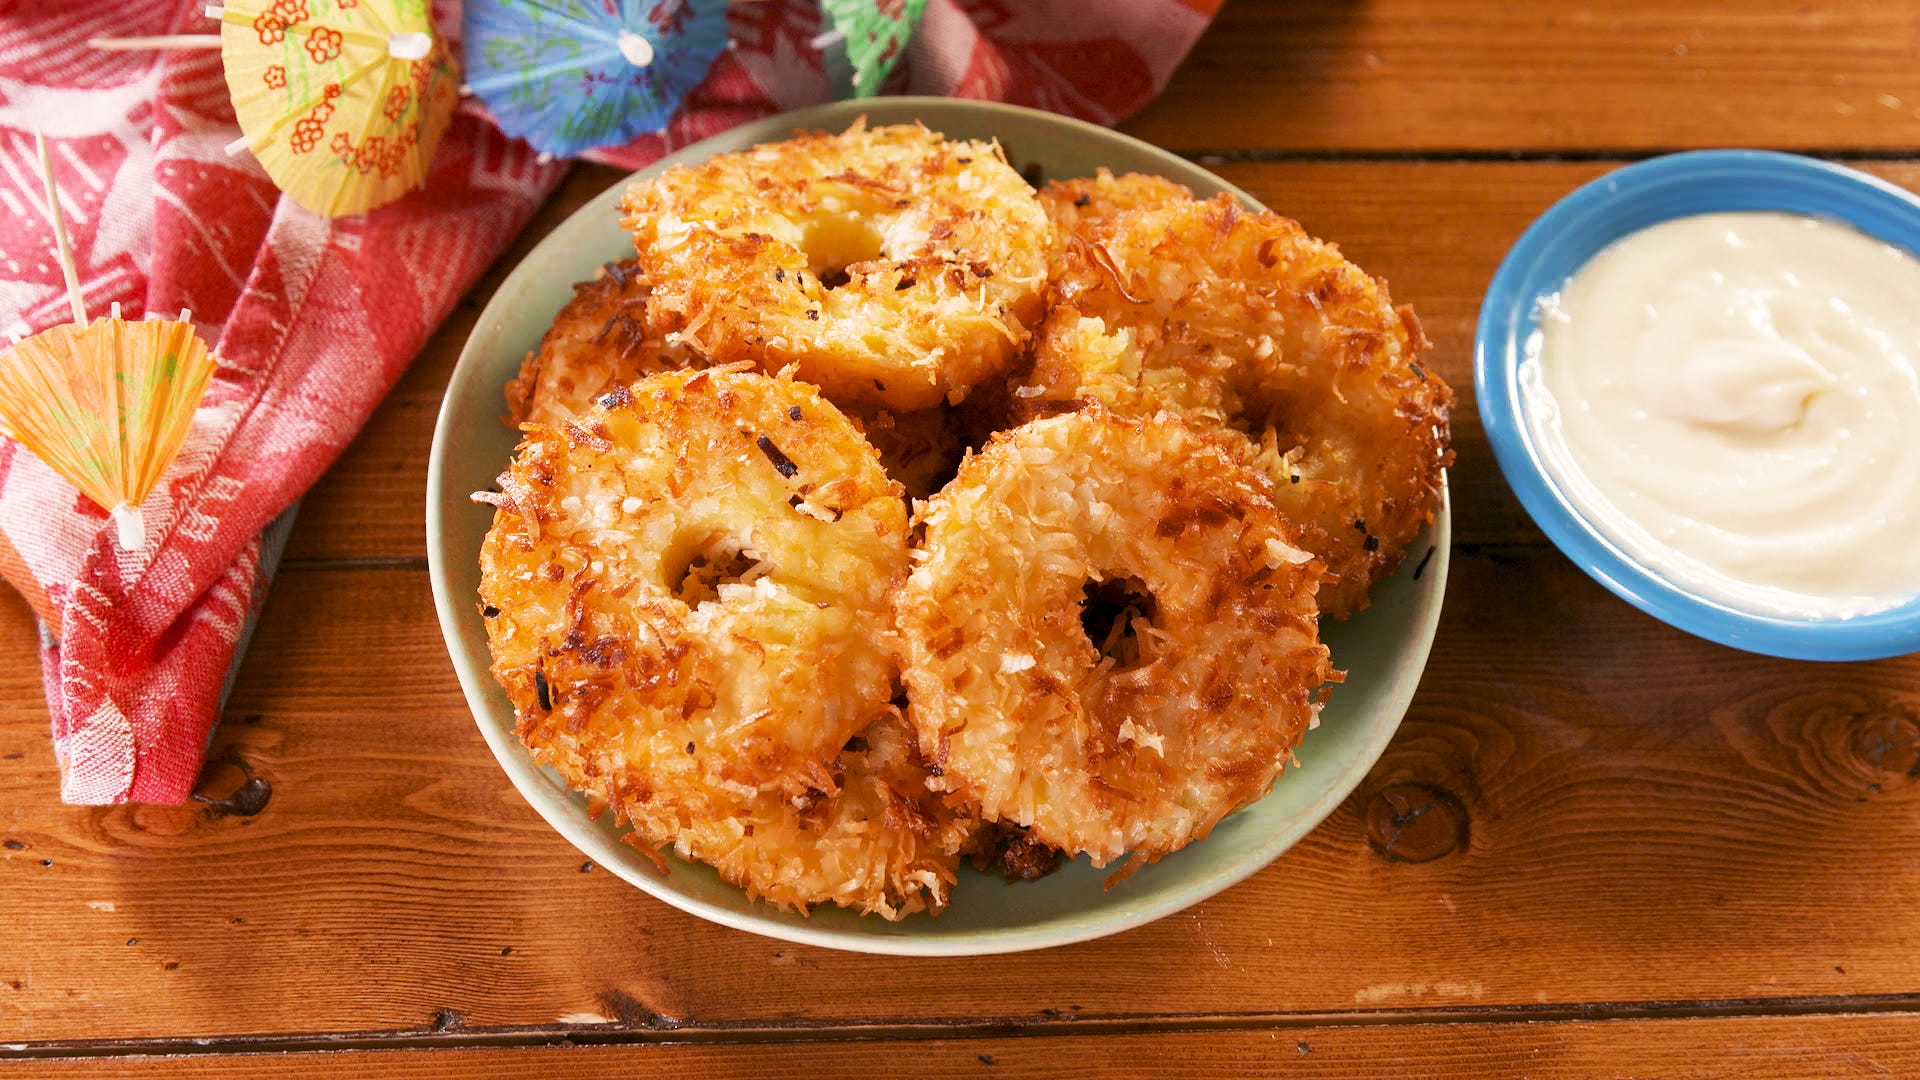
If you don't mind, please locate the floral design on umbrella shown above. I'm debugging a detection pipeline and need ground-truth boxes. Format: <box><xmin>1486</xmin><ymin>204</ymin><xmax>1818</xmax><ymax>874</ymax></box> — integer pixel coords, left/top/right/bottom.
<box><xmin>216</xmin><ymin>0</ymin><xmax>462</xmax><ymax>217</ymax></box>
<box><xmin>463</xmin><ymin>0</ymin><xmax>731</xmax><ymax>158</ymax></box>
<box><xmin>822</xmin><ymin>0</ymin><xmax>927</xmax><ymax>97</ymax></box>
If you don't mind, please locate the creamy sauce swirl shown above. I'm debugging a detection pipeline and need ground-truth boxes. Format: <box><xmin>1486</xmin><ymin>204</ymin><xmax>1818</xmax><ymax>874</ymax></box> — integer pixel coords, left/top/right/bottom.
<box><xmin>1522</xmin><ymin>211</ymin><xmax>1920</xmax><ymax>619</ymax></box>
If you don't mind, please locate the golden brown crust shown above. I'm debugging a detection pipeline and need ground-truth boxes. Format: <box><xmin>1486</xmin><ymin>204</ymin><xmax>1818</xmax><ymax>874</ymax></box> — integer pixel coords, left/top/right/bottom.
<box><xmin>1014</xmin><ymin>189</ymin><xmax>1454</xmax><ymax>617</ymax></box>
<box><xmin>642</xmin><ymin>713</ymin><xmax>978</xmax><ymax>920</ymax></box>
<box><xmin>504</xmin><ymin>259</ymin><xmax>692</xmax><ymax>429</ymax></box>
<box><xmin>618</xmin><ymin>121</ymin><xmax>1052</xmax><ymax>412</ymax></box>
<box><xmin>481</xmin><ymin>368</ymin><xmax>908</xmax><ymax>802</ymax></box>
<box><xmin>1037</xmin><ymin>170</ymin><xmax>1192</xmax><ymax>261</ymax></box>
<box><xmin>897</xmin><ymin>409</ymin><xmax>1333</xmax><ymax>872</ymax></box>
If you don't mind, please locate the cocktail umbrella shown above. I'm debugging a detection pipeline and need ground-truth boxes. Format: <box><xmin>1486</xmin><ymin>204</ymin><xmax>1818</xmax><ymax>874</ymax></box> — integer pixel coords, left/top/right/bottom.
<box><xmin>0</xmin><ymin>136</ymin><xmax>218</xmax><ymax>551</ymax></box>
<box><xmin>216</xmin><ymin>0</ymin><xmax>462</xmax><ymax>216</ymax></box>
<box><xmin>821</xmin><ymin>0</ymin><xmax>926</xmax><ymax>97</ymax></box>
<box><xmin>463</xmin><ymin>0</ymin><xmax>730</xmax><ymax>158</ymax></box>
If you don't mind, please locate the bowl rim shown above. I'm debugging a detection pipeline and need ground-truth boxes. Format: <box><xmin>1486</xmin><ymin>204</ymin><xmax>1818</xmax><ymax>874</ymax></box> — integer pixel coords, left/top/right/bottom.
<box><xmin>427</xmin><ymin>96</ymin><xmax>1451</xmax><ymax>954</ymax></box>
<box><xmin>1474</xmin><ymin>149</ymin><xmax>1920</xmax><ymax>661</ymax></box>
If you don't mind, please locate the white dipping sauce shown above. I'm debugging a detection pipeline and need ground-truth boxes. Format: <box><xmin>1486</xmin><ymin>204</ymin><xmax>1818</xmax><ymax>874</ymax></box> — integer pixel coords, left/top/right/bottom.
<box><xmin>1521</xmin><ymin>211</ymin><xmax>1920</xmax><ymax>619</ymax></box>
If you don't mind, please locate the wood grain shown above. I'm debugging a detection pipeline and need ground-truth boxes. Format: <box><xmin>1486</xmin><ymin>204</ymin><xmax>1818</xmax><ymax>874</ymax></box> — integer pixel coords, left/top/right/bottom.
<box><xmin>3</xmin><ymin>549</ymin><xmax>1917</xmax><ymax>1042</ymax></box>
<box><xmin>9</xmin><ymin>5</ymin><xmax>1920</xmax><ymax>1064</ymax></box>
<box><xmin>1131</xmin><ymin>0</ymin><xmax>1920</xmax><ymax>153</ymax></box>
<box><xmin>282</xmin><ymin>160</ymin><xmax>1920</xmax><ymax>566</ymax></box>
<box><xmin>13</xmin><ymin>1014</ymin><xmax>1920</xmax><ymax>1077</ymax></box>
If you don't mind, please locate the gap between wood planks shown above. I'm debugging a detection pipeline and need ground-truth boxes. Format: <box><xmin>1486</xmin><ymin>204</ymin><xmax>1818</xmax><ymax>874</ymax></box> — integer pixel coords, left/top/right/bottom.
<box><xmin>7</xmin><ymin>993</ymin><xmax>1920</xmax><ymax>1061</ymax></box>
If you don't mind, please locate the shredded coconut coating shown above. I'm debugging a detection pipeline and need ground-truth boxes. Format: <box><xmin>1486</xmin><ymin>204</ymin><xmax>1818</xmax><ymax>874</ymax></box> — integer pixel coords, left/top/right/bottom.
<box><xmin>504</xmin><ymin>259</ymin><xmax>692</xmax><ymax>429</ymax></box>
<box><xmin>504</xmin><ymin>259</ymin><xmax>953</xmax><ymax>500</ymax></box>
<box><xmin>619</xmin><ymin>121</ymin><xmax>1052</xmax><ymax>411</ymax></box>
<box><xmin>1015</xmin><ymin>187</ymin><xmax>1454</xmax><ymax>617</ymax></box>
<box><xmin>898</xmin><ymin>409</ymin><xmax>1333</xmax><ymax>874</ymax></box>
<box><xmin>641</xmin><ymin>714</ymin><xmax>977</xmax><ymax>919</ymax></box>
<box><xmin>1037</xmin><ymin>170</ymin><xmax>1193</xmax><ymax>261</ymax></box>
<box><xmin>481</xmin><ymin>369</ymin><xmax>970</xmax><ymax>915</ymax></box>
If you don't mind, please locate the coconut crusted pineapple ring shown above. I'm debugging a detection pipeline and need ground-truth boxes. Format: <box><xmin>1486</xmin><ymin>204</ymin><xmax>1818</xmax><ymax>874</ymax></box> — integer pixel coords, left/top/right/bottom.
<box><xmin>1014</xmin><ymin>191</ymin><xmax>1454</xmax><ymax>618</ymax></box>
<box><xmin>484</xmin><ymin>370</ymin><xmax>969</xmax><ymax>919</ymax></box>
<box><xmin>898</xmin><ymin>409</ymin><xmax>1332</xmax><ymax>874</ymax></box>
<box><xmin>619</xmin><ymin>122</ymin><xmax>1051</xmax><ymax>412</ymax></box>
<box><xmin>478</xmin><ymin>368</ymin><xmax>908</xmax><ymax>807</ymax></box>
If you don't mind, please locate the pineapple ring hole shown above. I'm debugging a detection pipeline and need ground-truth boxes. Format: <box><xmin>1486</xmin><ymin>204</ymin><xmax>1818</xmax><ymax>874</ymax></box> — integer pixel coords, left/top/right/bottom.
<box><xmin>800</xmin><ymin>214</ymin><xmax>887</xmax><ymax>290</ymax></box>
<box><xmin>1080</xmin><ymin>576</ymin><xmax>1159</xmax><ymax>671</ymax></box>
<box><xmin>664</xmin><ymin>533</ymin><xmax>766</xmax><ymax>608</ymax></box>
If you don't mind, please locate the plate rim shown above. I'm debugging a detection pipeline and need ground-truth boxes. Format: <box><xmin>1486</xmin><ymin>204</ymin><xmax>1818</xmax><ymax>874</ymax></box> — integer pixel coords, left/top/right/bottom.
<box><xmin>427</xmin><ymin>96</ymin><xmax>1451</xmax><ymax>955</ymax></box>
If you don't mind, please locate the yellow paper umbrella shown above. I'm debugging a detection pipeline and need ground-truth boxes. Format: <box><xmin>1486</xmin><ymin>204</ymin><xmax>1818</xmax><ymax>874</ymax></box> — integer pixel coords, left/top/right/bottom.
<box><xmin>214</xmin><ymin>0</ymin><xmax>461</xmax><ymax>217</ymax></box>
<box><xmin>0</xmin><ymin>135</ymin><xmax>218</xmax><ymax>550</ymax></box>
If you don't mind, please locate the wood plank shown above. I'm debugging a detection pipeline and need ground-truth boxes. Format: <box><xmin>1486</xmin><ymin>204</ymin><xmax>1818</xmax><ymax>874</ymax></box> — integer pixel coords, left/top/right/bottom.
<box><xmin>283</xmin><ymin>160</ymin><xmax>1920</xmax><ymax>565</ymax></box>
<box><xmin>4</xmin><ymin>554</ymin><xmax>1918</xmax><ymax>1041</ymax></box>
<box><xmin>1130</xmin><ymin>0</ymin><xmax>1920</xmax><ymax>153</ymax></box>
<box><xmin>13</xmin><ymin>1013</ymin><xmax>1920</xmax><ymax>1077</ymax></box>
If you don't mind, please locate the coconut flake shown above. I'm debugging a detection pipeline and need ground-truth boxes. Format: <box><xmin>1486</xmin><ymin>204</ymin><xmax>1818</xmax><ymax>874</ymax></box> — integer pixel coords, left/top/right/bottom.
<box><xmin>1118</xmin><ymin>718</ymin><xmax>1165</xmax><ymax>753</ymax></box>
<box><xmin>792</xmin><ymin>498</ymin><xmax>840</xmax><ymax>523</ymax></box>
<box><xmin>1264</xmin><ymin>537</ymin><xmax>1314</xmax><ymax>567</ymax></box>
<box><xmin>1000</xmin><ymin>652</ymin><xmax>1036</xmax><ymax>673</ymax></box>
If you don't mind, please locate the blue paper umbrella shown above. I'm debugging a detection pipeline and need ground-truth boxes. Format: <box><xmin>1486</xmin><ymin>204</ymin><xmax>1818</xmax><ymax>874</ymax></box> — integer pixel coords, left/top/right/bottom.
<box><xmin>464</xmin><ymin>0</ymin><xmax>730</xmax><ymax>157</ymax></box>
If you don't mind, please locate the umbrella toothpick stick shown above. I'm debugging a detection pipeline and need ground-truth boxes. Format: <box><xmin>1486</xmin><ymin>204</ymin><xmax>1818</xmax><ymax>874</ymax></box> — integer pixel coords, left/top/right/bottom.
<box><xmin>34</xmin><ymin>133</ymin><xmax>86</xmax><ymax>326</ymax></box>
<box><xmin>2</xmin><ymin>133</ymin><xmax>220</xmax><ymax>551</ymax></box>
<box><xmin>87</xmin><ymin>35</ymin><xmax>221</xmax><ymax>51</ymax></box>
<box><xmin>90</xmin><ymin>8</ymin><xmax>223</xmax><ymax>52</ymax></box>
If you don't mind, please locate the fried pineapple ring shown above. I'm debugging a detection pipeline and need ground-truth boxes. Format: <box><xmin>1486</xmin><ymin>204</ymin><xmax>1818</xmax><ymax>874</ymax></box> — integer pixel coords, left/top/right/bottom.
<box><xmin>504</xmin><ymin>259</ymin><xmax>691</xmax><ymax>429</ymax></box>
<box><xmin>479</xmin><ymin>368</ymin><xmax>908</xmax><ymax>808</ymax></box>
<box><xmin>481</xmin><ymin>369</ymin><xmax>972</xmax><ymax>916</ymax></box>
<box><xmin>1015</xmin><ymin>190</ymin><xmax>1453</xmax><ymax>617</ymax></box>
<box><xmin>899</xmin><ymin>409</ymin><xmax>1333</xmax><ymax>873</ymax></box>
<box><xmin>619</xmin><ymin>121</ymin><xmax>1051</xmax><ymax>411</ymax></box>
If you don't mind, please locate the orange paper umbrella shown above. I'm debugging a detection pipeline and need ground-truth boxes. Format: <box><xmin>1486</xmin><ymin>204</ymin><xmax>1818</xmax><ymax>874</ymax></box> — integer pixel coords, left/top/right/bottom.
<box><xmin>214</xmin><ymin>0</ymin><xmax>461</xmax><ymax>216</ymax></box>
<box><xmin>0</xmin><ymin>135</ymin><xmax>218</xmax><ymax>550</ymax></box>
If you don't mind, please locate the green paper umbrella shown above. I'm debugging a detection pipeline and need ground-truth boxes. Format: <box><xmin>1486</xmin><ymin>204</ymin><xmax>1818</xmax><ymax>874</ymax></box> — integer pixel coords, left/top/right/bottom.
<box><xmin>822</xmin><ymin>0</ymin><xmax>926</xmax><ymax>97</ymax></box>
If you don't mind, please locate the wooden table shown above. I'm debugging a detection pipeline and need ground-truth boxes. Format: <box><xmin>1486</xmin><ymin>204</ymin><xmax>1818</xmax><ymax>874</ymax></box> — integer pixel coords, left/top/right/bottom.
<box><xmin>7</xmin><ymin>3</ymin><xmax>1920</xmax><ymax>1076</ymax></box>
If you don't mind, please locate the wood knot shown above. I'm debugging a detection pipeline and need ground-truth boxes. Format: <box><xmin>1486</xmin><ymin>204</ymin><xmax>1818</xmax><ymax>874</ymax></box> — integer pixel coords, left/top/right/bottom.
<box><xmin>1849</xmin><ymin>711</ymin><xmax>1920</xmax><ymax>789</ymax></box>
<box><xmin>596</xmin><ymin>987</ymin><xmax>679</xmax><ymax>1030</ymax></box>
<box><xmin>1365</xmin><ymin>782</ymin><xmax>1469</xmax><ymax>863</ymax></box>
<box><xmin>192</xmin><ymin>758</ymin><xmax>272</xmax><ymax>818</ymax></box>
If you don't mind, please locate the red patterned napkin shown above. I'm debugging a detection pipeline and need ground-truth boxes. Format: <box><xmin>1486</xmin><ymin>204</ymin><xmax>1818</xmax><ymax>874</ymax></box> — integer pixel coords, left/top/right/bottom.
<box><xmin>0</xmin><ymin>0</ymin><xmax>1219</xmax><ymax>805</ymax></box>
<box><xmin>575</xmin><ymin>0</ymin><xmax>1225</xmax><ymax>170</ymax></box>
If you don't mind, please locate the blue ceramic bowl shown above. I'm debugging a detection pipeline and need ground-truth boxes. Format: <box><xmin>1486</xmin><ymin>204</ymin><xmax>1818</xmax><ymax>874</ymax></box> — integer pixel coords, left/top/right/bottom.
<box><xmin>1475</xmin><ymin>150</ymin><xmax>1920</xmax><ymax>661</ymax></box>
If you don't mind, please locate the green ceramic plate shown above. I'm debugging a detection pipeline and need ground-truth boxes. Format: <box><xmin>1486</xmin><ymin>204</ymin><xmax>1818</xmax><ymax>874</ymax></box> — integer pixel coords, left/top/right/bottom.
<box><xmin>427</xmin><ymin>98</ymin><xmax>1450</xmax><ymax>955</ymax></box>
